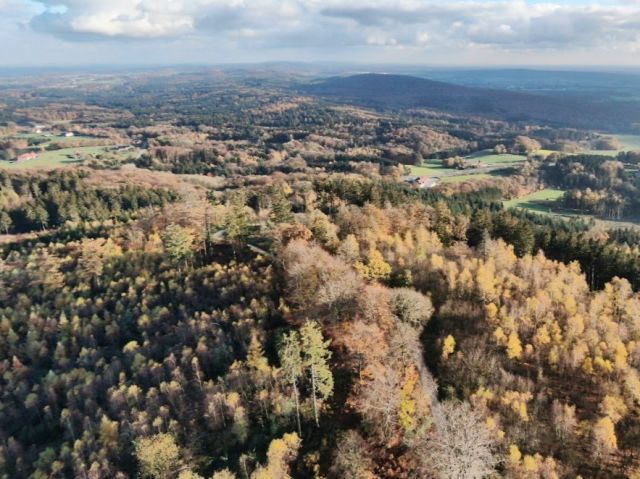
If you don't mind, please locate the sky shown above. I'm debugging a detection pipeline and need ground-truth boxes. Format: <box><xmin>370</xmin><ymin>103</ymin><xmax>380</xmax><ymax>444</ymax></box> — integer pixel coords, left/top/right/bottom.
<box><xmin>2</xmin><ymin>0</ymin><xmax>640</xmax><ymax>67</ymax></box>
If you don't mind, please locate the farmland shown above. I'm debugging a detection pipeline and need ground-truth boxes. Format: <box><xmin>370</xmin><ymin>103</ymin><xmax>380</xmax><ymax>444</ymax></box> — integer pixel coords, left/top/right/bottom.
<box><xmin>411</xmin><ymin>150</ymin><xmax>526</xmax><ymax>180</ymax></box>
<box><xmin>504</xmin><ymin>188</ymin><xmax>565</xmax><ymax>213</ymax></box>
<box><xmin>0</xmin><ymin>145</ymin><xmax>139</xmax><ymax>169</ymax></box>
<box><xmin>465</xmin><ymin>150</ymin><xmax>527</xmax><ymax>165</ymax></box>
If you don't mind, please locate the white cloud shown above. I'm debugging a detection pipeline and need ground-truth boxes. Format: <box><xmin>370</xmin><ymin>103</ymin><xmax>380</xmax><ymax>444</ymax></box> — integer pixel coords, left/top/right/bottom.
<box><xmin>17</xmin><ymin>0</ymin><xmax>640</xmax><ymax>50</ymax></box>
<box><xmin>2</xmin><ymin>1</ymin><xmax>640</xmax><ymax>65</ymax></box>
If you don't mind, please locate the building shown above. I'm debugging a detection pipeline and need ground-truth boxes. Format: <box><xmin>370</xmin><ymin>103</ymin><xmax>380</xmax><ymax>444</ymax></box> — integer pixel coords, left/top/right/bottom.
<box><xmin>64</xmin><ymin>132</ymin><xmax>75</xmax><ymax>137</ymax></box>
<box><xmin>16</xmin><ymin>152</ymin><xmax>38</xmax><ymax>162</ymax></box>
<box><xmin>402</xmin><ymin>175</ymin><xmax>439</xmax><ymax>189</ymax></box>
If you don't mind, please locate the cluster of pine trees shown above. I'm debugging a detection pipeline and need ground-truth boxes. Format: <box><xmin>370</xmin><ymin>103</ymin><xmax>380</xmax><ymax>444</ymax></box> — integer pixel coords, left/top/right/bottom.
<box><xmin>0</xmin><ymin>171</ymin><xmax>177</xmax><ymax>234</ymax></box>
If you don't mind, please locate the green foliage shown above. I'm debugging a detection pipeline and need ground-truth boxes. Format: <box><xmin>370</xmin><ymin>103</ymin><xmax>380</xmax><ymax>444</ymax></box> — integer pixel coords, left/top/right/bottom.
<box><xmin>162</xmin><ymin>224</ymin><xmax>195</xmax><ymax>267</ymax></box>
<box><xmin>0</xmin><ymin>171</ymin><xmax>176</xmax><ymax>234</ymax></box>
<box><xmin>300</xmin><ymin>321</ymin><xmax>334</xmax><ymax>427</ymax></box>
<box><xmin>225</xmin><ymin>192</ymin><xmax>251</xmax><ymax>243</ymax></box>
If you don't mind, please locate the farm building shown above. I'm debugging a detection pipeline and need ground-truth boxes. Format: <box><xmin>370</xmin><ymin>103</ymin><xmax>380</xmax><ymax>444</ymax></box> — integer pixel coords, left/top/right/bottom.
<box><xmin>402</xmin><ymin>175</ymin><xmax>439</xmax><ymax>189</ymax></box>
<box><xmin>16</xmin><ymin>152</ymin><xmax>38</xmax><ymax>162</ymax></box>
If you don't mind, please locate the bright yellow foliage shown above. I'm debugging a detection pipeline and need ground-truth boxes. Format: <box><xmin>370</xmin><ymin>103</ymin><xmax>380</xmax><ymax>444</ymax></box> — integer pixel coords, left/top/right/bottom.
<box><xmin>134</xmin><ymin>433</ymin><xmax>181</xmax><ymax>479</ymax></box>
<box><xmin>593</xmin><ymin>417</ymin><xmax>618</xmax><ymax>454</ymax></box>
<box><xmin>506</xmin><ymin>331</ymin><xmax>523</xmax><ymax>359</ymax></box>
<box><xmin>441</xmin><ymin>335</ymin><xmax>456</xmax><ymax>359</ymax></box>
<box><xmin>509</xmin><ymin>444</ymin><xmax>522</xmax><ymax>464</ymax></box>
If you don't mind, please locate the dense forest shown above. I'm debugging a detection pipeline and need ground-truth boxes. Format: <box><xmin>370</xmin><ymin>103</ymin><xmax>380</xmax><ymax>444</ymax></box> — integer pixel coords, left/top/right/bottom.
<box><xmin>2</xmin><ymin>69</ymin><xmax>640</xmax><ymax>479</ymax></box>
<box><xmin>2</xmin><ymin>170</ymin><xmax>640</xmax><ymax>478</ymax></box>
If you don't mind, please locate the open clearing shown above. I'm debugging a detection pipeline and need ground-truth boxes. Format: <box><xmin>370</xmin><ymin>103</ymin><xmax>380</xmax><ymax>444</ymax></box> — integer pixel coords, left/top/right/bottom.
<box><xmin>504</xmin><ymin>188</ymin><xmax>565</xmax><ymax>214</ymax></box>
<box><xmin>465</xmin><ymin>150</ymin><xmax>527</xmax><ymax>165</ymax></box>
<box><xmin>411</xmin><ymin>151</ymin><xmax>526</xmax><ymax>180</ymax></box>
<box><xmin>505</xmin><ymin>188</ymin><xmax>640</xmax><ymax>230</ymax></box>
<box><xmin>582</xmin><ymin>133</ymin><xmax>640</xmax><ymax>156</ymax></box>
<box><xmin>441</xmin><ymin>173</ymin><xmax>495</xmax><ymax>183</ymax></box>
<box><xmin>0</xmin><ymin>146</ymin><xmax>131</xmax><ymax>169</ymax></box>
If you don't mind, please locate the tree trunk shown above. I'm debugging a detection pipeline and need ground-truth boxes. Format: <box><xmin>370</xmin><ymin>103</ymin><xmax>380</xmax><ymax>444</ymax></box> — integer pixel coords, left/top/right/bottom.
<box><xmin>311</xmin><ymin>365</ymin><xmax>319</xmax><ymax>427</ymax></box>
<box><xmin>293</xmin><ymin>380</ymin><xmax>302</xmax><ymax>437</ymax></box>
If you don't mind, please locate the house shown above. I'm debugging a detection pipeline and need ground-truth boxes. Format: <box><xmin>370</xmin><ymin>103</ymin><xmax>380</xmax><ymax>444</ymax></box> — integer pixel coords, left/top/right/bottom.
<box><xmin>16</xmin><ymin>152</ymin><xmax>38</xmax><ymax>162</ymax></box>
<box><xmin>402</xmin><ymin>175</ymin><xmax>439</xmax><ymax>189</ymax></box>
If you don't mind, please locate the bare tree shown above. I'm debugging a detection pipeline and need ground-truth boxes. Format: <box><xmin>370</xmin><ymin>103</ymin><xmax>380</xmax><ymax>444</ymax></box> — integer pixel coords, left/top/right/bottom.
<box><xmin>416</xmin><ymin>401</ymin><xmax>500</xmax><ymax>479</ymax></box>
<box><xmin>390</xmin><ymin>287</ymin><xmax>434</xmax><ymax>330</ymax></box>
<box><xmin>357</xmin><ymin>365</ymin><xmax>402</xmax><ymax>440</ymax></box>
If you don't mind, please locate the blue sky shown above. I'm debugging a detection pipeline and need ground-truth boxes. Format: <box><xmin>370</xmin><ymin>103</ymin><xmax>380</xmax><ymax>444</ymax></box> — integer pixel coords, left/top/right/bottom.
<box><xmin>1</xmin><ymin>0</ymin><xmax>640</xmax><ymax>67</ymax></box>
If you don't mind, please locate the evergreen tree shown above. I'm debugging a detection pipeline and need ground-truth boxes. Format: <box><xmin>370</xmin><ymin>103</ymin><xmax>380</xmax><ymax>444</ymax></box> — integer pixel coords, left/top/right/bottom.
<box><xmin>269</xmin><ymin>186</ymin><xmax>293</xmax><ymax>224</ymax></box>
<box><xmin>279</xmin><ymin>331</ymin><xmax>303</xmax><ymax>436</ymax></box>
<box><xmin>300</xmin><ymin>321</ymin><xmax>333</xmax><ymax>427</ymax></box>
<box><xmin>162</xmin><ymin>224</ymin><xmax>194</xmax><ymax>269</ymax></box>
<box><xmin>225</xmin><ymin>192</ymin><xmax>251</xmax><ymax>252</ymax></box>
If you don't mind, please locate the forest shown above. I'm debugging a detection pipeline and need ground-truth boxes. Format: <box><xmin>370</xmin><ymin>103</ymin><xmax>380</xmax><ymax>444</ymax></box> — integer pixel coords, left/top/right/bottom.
<box><xmin>1</xmin><ymin>68</ymin><xmax>640</xmax><ymax>479</ymax></box>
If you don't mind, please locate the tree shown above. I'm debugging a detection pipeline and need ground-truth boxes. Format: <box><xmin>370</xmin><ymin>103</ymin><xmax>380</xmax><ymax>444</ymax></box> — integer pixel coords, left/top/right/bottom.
<box><xmin>331</xmin><ymin>430</ymin><xmax>376</xmax><ymax>479</ymax></box>
<box><xmin>162</xmin><ymin>224</ymin><xmax>194</xmax><ymax>269</ymax></box>
<box><xmin>211</xmin><ymin>470</ymin><xmax>236</xmax><ymax>479</ymax></box>
<box><xmin>506</xmin><ymin>331</ymin><xmax>523</xmax><ymax>360</ymax></box>
<box><xmin>0</xmin><ymin>210</ymin><xmax>11</xmax><ymax>234</ymax></box>
<box><xmin>134</xmin><ymin>433</ymin><xmax>182</xmax><ymax>479</ymax></box>
<box><xmin>593</xmin><ymin>417</ymin><xmax>617</xmax><ymax>457</ymax></box>
<box><xmin>77</xmin><ymin>238</ymin><xmax>122</xmax><ymax>288</ymax></box>
<box><xmin>269</xmin><ymin>186</ymin><xmax>293</xmax><ymax>224</ymax></box>
<box><xmin>300</xmin><ymin>321</ymin><xmax>333</xmax><ymax>427</ymax></box>
<box><xmin>225</xmin><ymin>192</ymin><xmax>251</xmax><ymax>245</ymax></box>
<box><xmin>250</xmin><ymin>433</ymin><xmax>301</xmax><ymax>479</ymax></box>
<box><xmin>390</xmin><ymin>288</ymin><xmax>434</xmax><ymax>329</ymax></box>
<box><xmin>26</xmin><ymin>203</ymin><xmax>49</xmax><ymax>230</ymax></box>
<box><xmin>434</xmin><ymin>201</ymin><xmax>454</xmax><ymax>245</ymax></box>
<box><xmin>418</xmin><ymin>401</ymin><xmax>499</xmax><ymax>479</ymax></box>
<box><xmin>442</xmin><ymin>335</ymin><xmax>456</xmax><ymax>360</ymax></box>
<box><xmin>494</xmin><ymin>144</ymin><xmax>507</xmax><ymax>155</ymax></box>
<box><xmin>177</xmin><ymin>472</ymin><xmax>203</xmax><ymax>479</ymax></box>
<box><xmin>356</xmin><ymin>248</ymin><xmax>391</xmax><ymax>282</ymax></box>
<box><xmin>306</xmin><ymin>209</ymin><xmax>337</xmax><ymax>245</ymax></box>
<box><xmin>279</xmin><ymin>331</ymin><xmax>303</xmax><ymax>436</ymax></box>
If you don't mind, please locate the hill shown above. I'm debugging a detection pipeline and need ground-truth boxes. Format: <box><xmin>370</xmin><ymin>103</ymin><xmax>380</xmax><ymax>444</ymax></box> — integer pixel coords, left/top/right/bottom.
<box><xmin>302</xmin><ymin>73</ymin><xmax>638</xmax><ymax>131</ymax></box>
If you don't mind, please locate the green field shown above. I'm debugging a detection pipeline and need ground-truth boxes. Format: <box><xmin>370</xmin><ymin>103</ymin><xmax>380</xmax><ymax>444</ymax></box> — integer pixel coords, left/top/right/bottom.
<box><xmin>441</xmin><ymin>173</ymin><xmax>494</xmax><ymax>183</ymax></box>
<box><xmin>410</xmin><ymin>160</ymin><xmax>450</xmax><ymax>177</ymax></box>
<box><xmin>504</xmin><ymin>188</ymin><xmax>565</xmax><ymax>214</ymax></box>
<box><xmin>410</xmin><ymin>150</ymin><xmax>526</xmax><ymax>184</ymax></box>
<box><xmin>0</xmin><ymin>146</ymin><xmax>116</xmax><ymax>169</ymax></box>
<box><xmin>505</xmin><ymin>187</ymin><xmax>640</xmax><ymax>230</ymax></box>
<box><xmin>465</xmin><ymin>150</ymin><xmax>527</xmax><ymax>165</ymax></box>
<box><xmin>615</xmin><ymin>134</ymin><xmax>640</xmax><ymax>151</ymax></box>
<box><xmin>581</xmin><ymin>134</ymin><xmax>640</xmax><ymax>156</ymax></box>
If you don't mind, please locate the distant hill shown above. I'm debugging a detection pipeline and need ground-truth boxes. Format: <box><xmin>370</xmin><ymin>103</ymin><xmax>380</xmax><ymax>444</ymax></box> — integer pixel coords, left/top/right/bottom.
<box><xmin>301</xmin><ymin>73</ymin><xmax>638</xmax><ymax>131</ymax></box>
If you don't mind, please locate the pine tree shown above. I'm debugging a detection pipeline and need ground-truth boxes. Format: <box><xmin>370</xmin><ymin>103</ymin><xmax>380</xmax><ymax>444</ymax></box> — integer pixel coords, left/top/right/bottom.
<box><xmin>279</xmin><ymin>331</ymin><xmax>303</xmax><ymax>436</ymax></box>
<box><xmin>434</xmin><ymin>201</ymin><xmax>454</xmax><ymax>245</ymax></box>
<box><xmin>162</xmin><ymin>224</ymin><xmax>194</xmax><ymax>270</ymax></box>
<box><xmin>300</xmin><ymin>321</ymin><xmax>333</xmax><ymax>427</ymax></box>
<box><xmin>225</xmin><ymin>192</ymin><xmax>251</xmax><ymax>255</ymax></box>
<box><xmin>26</xmin><ymin>203</ymin><xmax>49</xmax><ymax>230</ymax></box>
<box><xmin>269</xmin><ymin>186</ymin><xmax>293</xmax><ymax>224</ymax></box>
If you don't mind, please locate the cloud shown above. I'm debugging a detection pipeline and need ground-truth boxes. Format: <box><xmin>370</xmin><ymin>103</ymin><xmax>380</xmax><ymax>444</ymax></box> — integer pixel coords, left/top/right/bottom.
<box><xmin>8</xmin><ymin>0</ymin><xmax>640</xmax><ymax>55</ymax></box>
